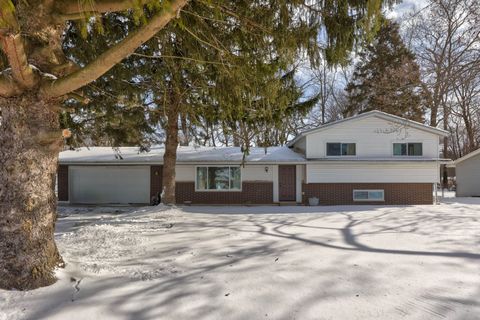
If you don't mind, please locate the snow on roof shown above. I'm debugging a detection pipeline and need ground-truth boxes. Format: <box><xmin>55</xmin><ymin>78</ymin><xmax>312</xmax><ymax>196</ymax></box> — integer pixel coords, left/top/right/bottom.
<box><xmin>59</xmin><ymin>146</ymin><xmax>306</xmax><ymax>164</ymax></box>
<box><xmin>287</xmin><ymin>110</ymin><xmax>449</xmax><ymax>146</ymax></box>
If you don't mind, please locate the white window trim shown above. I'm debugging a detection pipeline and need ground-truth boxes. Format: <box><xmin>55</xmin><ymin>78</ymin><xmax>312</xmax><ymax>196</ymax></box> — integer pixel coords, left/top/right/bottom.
<box><xmin>392</xmin><ymin>142</ymin><xmax>424</xmax><ymax>157</ymax></box>
<box><xmin>195</xmin><ymin>165</ymin><xmax>242</xmax><ymax>192</ymax></box>
<box><xmin>353</xmin><ymin>189</ymin><xmax>385</xmax><ymax>202</ymax></box>
<box><xmin>325</xmin><ymin>142</ymin><xmax>357</xmax><ymax>157</ymax></box>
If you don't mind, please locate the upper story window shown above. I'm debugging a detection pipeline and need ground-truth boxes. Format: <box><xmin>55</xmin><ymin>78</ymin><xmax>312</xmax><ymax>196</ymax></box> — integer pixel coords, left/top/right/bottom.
<box><xmin>326</xmin><ymin>143</ymin><xmax>356</xmax><ymax>156</ymax></box>
<box><xmin>196</xmin><ymin>166</ymin><xmax>241</xmax><ymax>191</ymax></box>
<box><xmin>393</xmin><ymin>143</ymin><xmax>423</xmax><ymax>156</ymax></box>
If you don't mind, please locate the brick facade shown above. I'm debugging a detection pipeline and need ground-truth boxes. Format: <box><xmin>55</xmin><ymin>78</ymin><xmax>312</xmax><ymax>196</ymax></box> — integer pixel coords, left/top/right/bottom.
<box><xmin>57</xmin><ymin>165</ymin><xmax>69</xmax><ymax>201</ymax></box>
<box><xmin>175</xmin><ymin>181</ymin><xmax>274</xmax><ymax>204</ymax></box>
<box><xmin>59</xmin><ymin>163</ymin><xmax>432</xmax><ymax>205</ymax></box>
<box><xmin>302</xmin><ymin>183</ymin><xmax>433</xmax><ymax>205</ymax></box>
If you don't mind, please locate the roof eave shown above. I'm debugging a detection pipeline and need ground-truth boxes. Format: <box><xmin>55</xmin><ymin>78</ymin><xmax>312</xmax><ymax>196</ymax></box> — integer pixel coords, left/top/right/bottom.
<box><xmin>454</xmin><ymin>148</ymin><xmax>480</xmax><ymax>164</ymax></box>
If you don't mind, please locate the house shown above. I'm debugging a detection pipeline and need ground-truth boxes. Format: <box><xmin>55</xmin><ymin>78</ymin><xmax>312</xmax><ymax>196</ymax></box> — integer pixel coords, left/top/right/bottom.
<box><xmin>452</xmin><ymin>148</ymin><xmax>480</xmax><ymax>197</ymax></box>
<box><xmin>58</xmin><ymin>111</ymin><xmax>449</xmax><ymax>205</ymax></box>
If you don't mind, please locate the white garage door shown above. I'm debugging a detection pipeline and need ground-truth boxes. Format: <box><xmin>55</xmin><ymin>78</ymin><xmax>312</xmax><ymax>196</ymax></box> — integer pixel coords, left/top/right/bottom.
<box><xmin>70</xmin><ymin>166</ymin><xmax>150</xmax><ymax>204</ymax></box>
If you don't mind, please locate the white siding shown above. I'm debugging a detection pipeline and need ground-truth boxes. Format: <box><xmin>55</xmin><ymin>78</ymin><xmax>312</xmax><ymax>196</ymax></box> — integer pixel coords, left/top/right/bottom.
<box><xmin>294</xmin><ymin>137</ymin><xmax>306</xmax><ymax>155</ymax></box>
<box><xmin>241</xmin><ymin>165</ymin><xmax>274</xmax><ymax>181</ymax></box>
<box><xmin>456</xmin><ymin>155</ymin><xmax>480</xmax><ymax>197</ymax></box>
<box><xmin>176</xmin><ymin>165</ymin><xmax>195</xmax><ymax>181</ymax></box>
<box><xmin>176</xmin><ymin>164</ymin><xmax>275</xmax><ymax>182</ymax></box>
<box><xmin>305</xmin><ymin>116</ymin><xmax>440</xmax><ymax>159</ymax></box>
<box><xmin>306</xmin><ymin>162</ymin><xmax>439</xmax><ymax>183</ymax></box>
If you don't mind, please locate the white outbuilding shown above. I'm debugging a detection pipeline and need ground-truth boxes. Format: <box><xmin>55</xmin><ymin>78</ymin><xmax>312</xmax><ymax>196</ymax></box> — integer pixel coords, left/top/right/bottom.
<box><xmin>454</xmin><ymin>148</ymin><xmax>480</xmax><ymax>197</ymax></box>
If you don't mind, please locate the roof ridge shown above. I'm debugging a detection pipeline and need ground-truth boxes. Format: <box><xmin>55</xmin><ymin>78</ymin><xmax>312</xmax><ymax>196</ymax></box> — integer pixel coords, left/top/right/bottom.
<box><xmin>287</xmin><ymin>111</ymin><xmax>448</xmax><ymax>146</ymax></box>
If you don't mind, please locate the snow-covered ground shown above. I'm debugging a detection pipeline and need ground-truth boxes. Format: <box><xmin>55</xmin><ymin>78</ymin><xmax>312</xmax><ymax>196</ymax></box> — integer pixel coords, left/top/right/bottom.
<box><xmin>1</xmin><ymin>197</ymin><xmax>480</xmax><ymax>320</ymax></box>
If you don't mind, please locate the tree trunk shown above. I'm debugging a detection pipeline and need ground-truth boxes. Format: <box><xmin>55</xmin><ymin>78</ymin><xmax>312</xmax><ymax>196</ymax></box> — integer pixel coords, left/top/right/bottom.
<box><xmin>162</xmin><ymin>105</ymin><xmax>179</xmax><ymax>205</ymax></box>
<box><xmin>429</xmin><ymin>102</ymin><xmax>438</xmax><ymax>127</ymax></box>
<box><xmin>463</xmin><ymin>114</ymin><xmax>476</xmax><ymax>153</ymax></box>
<box><xmin>179</xmin><ymin>112</ymin><xmax>189</xmax><ymax>146</ymax></box>
<box><xmin>442</xmin><ymin>106</ymin><xmax>449</xmax><ymax>188</ymax></box>
<box><xmin>0</xmin><ymin>94</ymin><xmax>64</xmax><ymax>290</ymax></box>
<box><xmin>232</xmin><ymin>122</ymin><xmax>241</xmax><ymax>147</ymax></box>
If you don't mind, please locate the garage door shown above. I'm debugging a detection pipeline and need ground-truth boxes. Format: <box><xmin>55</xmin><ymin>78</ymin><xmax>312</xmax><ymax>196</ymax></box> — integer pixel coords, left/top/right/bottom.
<box><xmin>70</xmin><ymin>166</ymin><xmax>150</xmax><ymax>204</ymax></box>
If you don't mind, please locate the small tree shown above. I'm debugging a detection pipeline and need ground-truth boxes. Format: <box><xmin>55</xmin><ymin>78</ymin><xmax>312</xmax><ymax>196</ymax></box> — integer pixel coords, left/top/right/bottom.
<box><xmin>345</xmin><ymin>19</ymin><xmax>424</xmax><ymax>121</ymax></box>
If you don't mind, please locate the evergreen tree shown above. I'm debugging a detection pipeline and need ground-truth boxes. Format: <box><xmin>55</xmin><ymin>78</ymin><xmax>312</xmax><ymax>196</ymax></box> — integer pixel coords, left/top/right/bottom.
<box><xmin>0</xmin><ymin>0</ymin><xmax>398</xmax><ymax>290</ymax></box>
<box><xmin>345</xmin><ymin>19</ymin><xmax>424</xmax><ymax>121</ymax></box>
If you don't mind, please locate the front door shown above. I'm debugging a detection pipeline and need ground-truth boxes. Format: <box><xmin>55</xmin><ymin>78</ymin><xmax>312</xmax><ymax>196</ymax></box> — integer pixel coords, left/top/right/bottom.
<box><xmin>279</xmin><ymin>165</ymin><xmax>296</xmax><ymax>201</ymax></box>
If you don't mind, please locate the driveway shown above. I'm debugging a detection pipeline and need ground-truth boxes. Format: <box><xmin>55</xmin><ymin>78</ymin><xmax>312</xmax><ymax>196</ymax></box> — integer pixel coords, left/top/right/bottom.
<box><xmin>1</xmin><ymin>198</ymin><xmax>480</xmax><ymax>320</ymax></box>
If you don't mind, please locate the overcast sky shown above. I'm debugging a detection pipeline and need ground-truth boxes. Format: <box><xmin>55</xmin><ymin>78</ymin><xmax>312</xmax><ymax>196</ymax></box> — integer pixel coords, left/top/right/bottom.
<box><xmin>387</xmin><ymin>0</ymin><xmax>429</xmax><ymax>20</ymax></box>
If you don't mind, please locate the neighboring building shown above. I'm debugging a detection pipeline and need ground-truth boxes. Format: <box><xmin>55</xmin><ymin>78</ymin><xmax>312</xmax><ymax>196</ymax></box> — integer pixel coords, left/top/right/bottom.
<box><xmin>453</xmin><ymin>148</ymin><xmax>480</xmax><ymax>197</ymax></box>
<box><xmin>58</xmin><ymin>111</ymin><xmax>449</xmax><ymax>205</ymax></box>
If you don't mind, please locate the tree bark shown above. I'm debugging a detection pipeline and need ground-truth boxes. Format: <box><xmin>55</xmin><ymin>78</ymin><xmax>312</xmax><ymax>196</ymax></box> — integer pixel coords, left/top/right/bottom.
<box><xmin>162</xmin><ymin>105</ymin><xmax>179</xmax><ymax>205</ymax></box>
<box><xmin>179</xmin><ymin>112</ymin><xmax>189</xmax><ymax>146</ymax></box>
<box><xmin>0</xmin><ymin>94</ymin><xmax>64</xmax><ymax>290</ymax></box>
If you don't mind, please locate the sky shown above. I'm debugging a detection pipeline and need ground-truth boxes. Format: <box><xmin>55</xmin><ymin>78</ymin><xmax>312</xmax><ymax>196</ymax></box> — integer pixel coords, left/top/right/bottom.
<box><xmin>387</xmin><ymin>0</ymin><xmax>429</xmax><ymax>20</ymax></box>
<box><xmin>296</xmin><ymin>0</ymin><xmax>430</xmax><ymax>101</ymax></box>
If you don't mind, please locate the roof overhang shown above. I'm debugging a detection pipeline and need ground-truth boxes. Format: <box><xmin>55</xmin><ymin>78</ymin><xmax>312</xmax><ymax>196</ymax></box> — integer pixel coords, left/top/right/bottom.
<box><xmin>453</xmin><ymin>148</ymin><xmax>480</xmax><ymax>165</ymax></box>
<box><xmin>59</xmin><ymin>160</ymin><xmax>308</xmax><ymax>165</ymax></box>
<box><xmin>305</xmin><ymin>158</ymin><xmax>452</xmax><ymax>164</ymax></box>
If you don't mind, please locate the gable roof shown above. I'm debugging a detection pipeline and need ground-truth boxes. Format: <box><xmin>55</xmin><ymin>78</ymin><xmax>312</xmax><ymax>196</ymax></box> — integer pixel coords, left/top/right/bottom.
<box><xmin>454</xmin><ymin>148</ymin><xmax>480</xmax><ymax>165</ymax></box>
<box><xmin>59</xmin><ymin>146</ymin><xmax>306</xmax><ymax>164</ymax></box>
<box><xmin>287</xmin><ymin>110</ymin><xmax>449</xmax><ymax>147</ymax></box>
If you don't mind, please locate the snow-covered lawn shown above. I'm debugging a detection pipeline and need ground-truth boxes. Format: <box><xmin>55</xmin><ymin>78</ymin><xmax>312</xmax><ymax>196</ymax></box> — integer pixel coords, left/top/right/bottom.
<box><xmin>2</xmin><ymin>197</ymin><xmax>480</xmax><ymax>320</ymax></box>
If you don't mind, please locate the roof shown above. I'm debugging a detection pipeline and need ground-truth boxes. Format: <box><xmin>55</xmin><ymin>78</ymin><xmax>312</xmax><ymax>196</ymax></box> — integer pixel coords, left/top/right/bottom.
<box><xmin>287</xmin><ymin>110</ymin><xmax>449</xmax><ymax>146</ymax></box>
<box><xmin>453</xmin><ymin>148</ymin><xmax>480</xmax><ymax>165</ymax></box>
<box><xmin>59</xmin><ymin>146</ymin><xmax>306</xmax><ymax>164</ymax></box>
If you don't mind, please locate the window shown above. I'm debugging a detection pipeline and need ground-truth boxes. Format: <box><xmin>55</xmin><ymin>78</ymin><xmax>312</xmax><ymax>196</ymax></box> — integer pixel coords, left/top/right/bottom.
<box><xmin>326</xmin><ymin>143</ymin><xmax>356</xmax><ymax>156</ymax></box>
<box><xmin>196</xmin><ymin>166</ymin><xmax>241</xmax><ymax>191</ymax></box>
<box><xmin>393</xmin><ymin>143</ymin><xmax>422</xmax><ymax>156</ymax></box>
<box><xmin>353</xmin><ymin>190</ymin><xmax>385</xmax><ymax>202</ymax></box>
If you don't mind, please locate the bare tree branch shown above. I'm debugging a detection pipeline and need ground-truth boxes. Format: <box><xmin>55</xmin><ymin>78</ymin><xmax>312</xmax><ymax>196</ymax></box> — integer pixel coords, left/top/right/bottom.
<box><xmin>41</xmin><ymin>0</ymin><xmax>189</xmax><ymax>98</ymax></box>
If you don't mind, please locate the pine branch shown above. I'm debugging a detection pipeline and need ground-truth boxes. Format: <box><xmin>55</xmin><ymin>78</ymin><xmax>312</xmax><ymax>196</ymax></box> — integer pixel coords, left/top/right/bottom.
<box><xmin>0</xmin><ymin>0</ymin><xmax>38</xmax><ymax>89</ymax></box>
<box><xmin>41</xmin><ymin>0</ymin><xmax>189</xmax><ymax>98</ymax></box>
<box><xmin>54</xmin><ymin>0</ymin><xmax>153</xmax><ymax>16</ymax></box>
<box><xmin>131</xmin><ymin>52</ymin><xmax>228</xmax><ymax>65</ymax></box>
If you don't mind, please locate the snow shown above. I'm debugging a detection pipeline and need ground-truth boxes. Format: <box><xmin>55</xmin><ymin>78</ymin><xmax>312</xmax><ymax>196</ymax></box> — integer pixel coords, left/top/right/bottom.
<box><xmin>2</xmin><ymin>197</ymin><xmax>480</xmax><ymax>320</ymax></box>
<box><xmin>59</xmin><ymin>146</ymin><xmax>306</xmax><ymax>164</ymax></box>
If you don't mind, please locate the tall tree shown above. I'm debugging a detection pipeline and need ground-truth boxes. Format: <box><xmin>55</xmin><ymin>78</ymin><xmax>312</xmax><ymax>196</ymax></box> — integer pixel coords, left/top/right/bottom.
<box><xmin>62</xmin><ymin>1</ymin><xmax>398</xmax><ymax>205</ymax></box>
<box><xmin>344</xmin><ymin>19</ymin><xmax>424</xmax><ymax>121</ymax></box>
<box><xmin>402</xmin><ymin>0</ymin><xmax>480</xmax><ymax>158</ymax></box>
<box><xmin>0</xmin><ymin>0</ymin><xmax>188</xmax><ymax>291</ymax></box>
<box><xmin>0</xmin><ymin>0</ymin><xmax>398</xmax><ymax>290</ymax></box>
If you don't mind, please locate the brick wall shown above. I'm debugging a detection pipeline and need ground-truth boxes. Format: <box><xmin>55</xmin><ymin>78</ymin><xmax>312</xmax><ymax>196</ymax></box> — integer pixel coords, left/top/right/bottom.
<box><xmin>176</xmin><ymin>181</ymin><xmax>274</xmax><ymax>204</ymax></box>
<box><xmin>57</xmin><ymin>165</ymin><xmax>69</xmax><ymax>201</ymax></box>
<box><xmin>302</xmin><ymin>183</ymin><xmax>433</xmax><ymax>205</ymax></box>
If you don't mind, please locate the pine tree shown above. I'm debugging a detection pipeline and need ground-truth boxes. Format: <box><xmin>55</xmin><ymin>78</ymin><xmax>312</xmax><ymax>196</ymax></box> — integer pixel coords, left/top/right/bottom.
<box><xmin>345</xmin><ymin>19</ymin><xmax>424</xmax><ymax>121</ymax></box>
<box><xmin>0</xmin><ymin>0</ymin><xmax>398</xmax><ymax>290</ymax></box>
